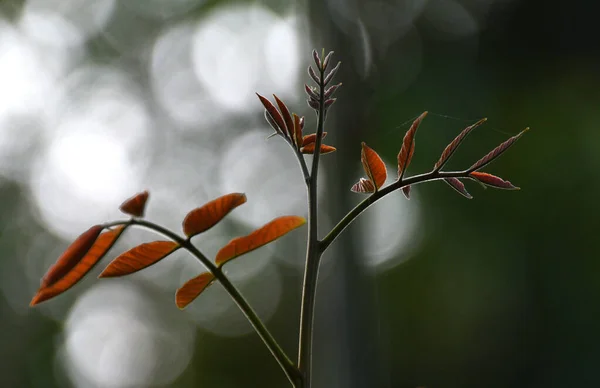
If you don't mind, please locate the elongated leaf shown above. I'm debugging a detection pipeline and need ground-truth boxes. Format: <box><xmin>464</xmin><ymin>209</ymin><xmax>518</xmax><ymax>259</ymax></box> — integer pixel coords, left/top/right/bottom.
<box><xmin>183</xmin><ymin>193</ymin><xmax>247</xmax><ymax>237</ymax></box>
<box><xmin>470</xmin><ymin>171</ymin><xmax>519</xmax><ymax>190</ymax></box>
<box><xmin>469</xmin><ymin>128</ymin><xmax>528</xmax><ymax>172</ymax></box>
<box><xmin>119</xmin><ymin>191</ymin><xmax>149</xmax><ymax>218</ymax></box>
<box><xmin>402</xmin><ymin>186</ymin><xmax>411</xmax><ymax>199</ymax></box>
<box><xmin>351</xmin><ymin>177</ymin><xmax>375</xmax><ymax>193</ymax></box>
<box><xmin>434</xmin><ymin>118</ymin><xmax>487</xmax><ymax>170</ymax></box>
<box><xmin>361</xmin><ymin>142</ymin><xmax>387</xmax><ymax>190</ymax></box>
<box><xmin>398</xmin><ymin>112</ymin><xmax>427</xmax><ymax>179</ymax></box>
<box><xmin>273</xmin><ymin>95</ymin><xmax>294</xmax><ymax>139</ymax></box>
<box><xmin>444</xmin><ymin>178</ymin><xmax>473</xmax><ymax>199</ymax></box>
<box><xmin>323</xmin><ymin>61</ymin><xmax>341</xmax><ymax>85</ymax></box>
<box><xmin>30</xmin><ymin>226</ymin><xmax>126</xmax><ymax>306</ymax></box>
<box><xmin>175</xmin><ymin>272</ymin><xmax>216</xmax><ymax>309</ymax></box>
<box><xmin>40</xmin><ymin>225</ymin><xmax>104</xmax><ymax>288</ymax></box>
<box><xmin>312</xmin><ymin>49</ymin><xmax>322</xmax><ymax>69</ymax></box>
<box><xmin>293</xmin><ymin>113</ymin><xmax>303</xmax><ymax>147</ymax></box>
<box><xmin>99</xmin><ymin>241</ymin><xmax>179</xmax><ymax>277</ymax></box>
<box><xmin>304</xmin><ymin>84</ymin><xmax>319</xmax><ymax>100</ymax></box>
<box><xmin>215</xmin><ymin>216</ymin><xmax>306</xmax><ymax>267</ymax></box>
<box><xmin>308</xmin><ymin>66</ymin><xmax>320</xmax><ymax>84</ymax></box>
<box><xmin>322</xmin><ymin>51</ymin><xmax>334</xmax><ymax>70</ymax></box>
<box><xmin>300</xmin><ymin>143</ymin><xmax>336</xmax><ymax>154</ymax></box>
<box><xmin>302</xmin><ymin>132</ymin><xmax>327</xmax><ymax>146</ymax></box>
<box><xmin>256</xmin><ymin>93</ymin><xmax>285</xmax><ymax>134</ymax></box>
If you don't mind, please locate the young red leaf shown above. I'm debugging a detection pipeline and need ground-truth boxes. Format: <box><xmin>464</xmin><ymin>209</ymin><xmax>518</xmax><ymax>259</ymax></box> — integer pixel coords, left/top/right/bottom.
<box><xmin>312</xmin><ymin>49</ymin><xmax>322</xmax><ymax>69</ymax></box>
<box><xmin>119</xmin><ymin>190</ymin><xmax>149</xmax><ymax>218</ymax></box>
<box><xmin>434</xmin><ymin>118</ymin><xmax>487</xmax><ymax>171</ymax></box>
<box><xmin>350</xmin><ymin>178</ymin><xmax>375</xmax><ymax>194</ymax></box>
<box><xmin>256</xmin><ymin>93</ymin><xmax>285</xmax><ymax>134</ymax></box>
<box><xmin>304</xmin><ymin>84</ymin><xmax>319</xmax><ymax>100</ymax></box>
<box><xmin>322</xmin><ymin>51</ymin><xmax>334</xmax><ymax>70</ymax></box>
<box><xmin>444</xmin><ymin>178</ymin><xmax>473</xmax><ymax>199</ymax></box>
<box><xmin>40</xmin><ymin>225</ymin><xmax>104</xmax><ymax>288</ymax></box>
<box><xmin>300</xmin><ymin>143</ymin><xmax>336</xmax><ymax>154</ymax></box>
<box><xmin>469</xmin><ymin>171</ymin><xmax>519</xmax><ymax>190</ymax></box>
<box><xmin>324</xmin><ymin>83</ymin><xmax>341</xmax><ymax>99</ymax></box>
<box><xmin>302</xmin><ymin>132</ymin><xmax>327</xmax><ymax>146</ymax></box>
<box><xmin>469</xmin><ymin>128</ymin><xmax>528</xmax><ymax>172</ymax></box>
<box><xmin>402</xmin><ymin>186</ymin><xmax>411</xmax><ymax>199</ymax></box>
<box><xmin>182</xmin><ymin>193</ymin><xmax>247</xmax><ymax>237</ymax></box>
<box><xmin>323</xmin><ymin>61</ymin><xmax>341</xmax><ymax>85</ymax></box>
<box><xmin>361</xmin><ymin>142</ymin><xmax>387</xmax><ymax>190</ymax></box>
<box><xmin>175</xmin><ymin>272</ymin><xmax>216</xmax><ymax>309</ymax></box>
<box><xmin>308</xmin><ymin>66</ymin><xmax>320</xmax><ymax>85</ymax></box>
<box><xmin>293</xmin><ymin>113</ymin><xmax>303</xmax><ymax>147</ymax></box>
<box><xmin>273</xmin><ymin>95</ymin><xmax>294</xmax><ymax>139</ymax></box>
<box><xmin>99</xmin><ymin>241</ymin><xmax>179</xmax><ymax>277</ymax></box>
<box><xmin>215</xmin><ymin>216</ymin><xmax>306</xmax><ymax>267</ymax></box>
<box><xmin>398</xmin><ymin>112</ymin><xmax>427</xmax><ymax>179</ymax></box>
<box><xmin>31</xmin><ymin>226</ymin><xmax>126</xmax><ymax>306</ymax></box>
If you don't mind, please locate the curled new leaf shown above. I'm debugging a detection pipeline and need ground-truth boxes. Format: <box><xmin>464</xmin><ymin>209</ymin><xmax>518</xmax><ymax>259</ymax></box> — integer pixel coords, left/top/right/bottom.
<box><xmin>469</xmin><ymin>128</ymin><xmax>529</xmax><ymax>172</ymax></box>
<box><xmin>119</xmin><ymin>191</ymin><xmax>149</xmax><ymax>218</ymax></box>
<box><xmin>300</xmin><ymin>143</ymin><xmax>336</xmax><ymax>154</ymax></box>
<box><xmin>351</xmin><ymin>178</ymin><xmax>375</xmax><ymax>193</ymax></box>
<box><xmin>302</xmin><ymin>132</ymin><xmax>327</xmax><ymax>146</ymax></box>
<box><xmin>30</xmin><ymin>226</ymin><xmax>126</xmax><ymax>306</ymax></box>
<box><xmin>361</xmin><ymin>142</ymin><xmax>387</xmax><ymax>190</ymax></box>
<box><xmin>434</xmin><ymin>118</ymin><xmax>487</xmax><ymax>171</ymax></box>
<box><xmin>402</xmin><ymin>186</ymin><xmax>411</xmax><ymax>199</ymax></box>
<box><xmin>444</xmin><ymin>178</ymin><xmax>473</xmax><ymax>199</ymax></box>
<box><xmin>99</xmin><ymin>241</ymin><xmax>179</xmax><ymax>277</ymax></box>
<box><xmin>215</xmin><ymin>216</ymin><xmax>306</xmax><ymax>267</ymax></box>
<box><xmin>256</xmin><ymin>93</ymin><xmax>286</xmax><ymax>134</ymax></box>
<box><xmin>470</xmin><ymin>171</ymin><xmax>519</xmax><ymax>190</ymax></box>
<box><xmin>398</xmin><ymin>112</ymin><xmax>427</xmax><ymax>179</ymax></box>
<box><xmin>175</xmin><ymin>272</ymin><xmax>216</xmax><ymax>309</ymax></box>
<box><xmin>183</xmin><ymin>193</ymin><xmax>247</xmax><ymax>237</ymax></box>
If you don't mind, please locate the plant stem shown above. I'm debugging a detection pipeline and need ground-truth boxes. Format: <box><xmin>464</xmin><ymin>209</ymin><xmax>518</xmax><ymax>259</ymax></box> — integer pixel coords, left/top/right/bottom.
<box><xmin>297</xmin><ymin>61</ymin><xmax>327</xmax><ymax>387</ymax></box>
<box><xmin>320</xmin><ymin>169</ymin><xmax>472</xmax><ymax>252</ymax></box>
<box><xmin>105</xmin><ymin>219</ymin><xmax>302</xmax><ymax>387</ymax></box>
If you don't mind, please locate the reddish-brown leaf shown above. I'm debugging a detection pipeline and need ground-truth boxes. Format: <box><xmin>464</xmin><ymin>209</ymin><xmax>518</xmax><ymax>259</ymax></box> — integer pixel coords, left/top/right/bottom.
<box><xmin>99</xmin><ymin>241</ymin><xmax>179</xmax><ymax>277</ymax></box>
<box><xmin>215</xmin><ymin>216</ymin><xmax>306</xmax><ymax>267</ymax></box>
<box><xmin>119</xmin><ymin>191</ymin><xmax>149</xmax><ymax>218</ymax></box>
<box><xmin>350</xmin><ymin>178</ymin><xmax>375</xmax><ymax>193</ymax></box>
<box><xmin>256</xmin><ymin>93</ymin><xmax>285</xmax><ymax>134</ymax></box>
<box><xmin>361</xmin><ymin>142</ymin><xmax>387</xmax><ymax>190</ymax></box>
<box><xmin>308</xmin><ymin>66</ymin><xmax>320</xmax><ymax>85</ymax></box>
<box><xmin>402</xmin><ymin>186</ymin><xmax>411</xmax><ymax>199</ymax></box>
<box><xmin>304</xmin><ymin>84</ymin><xmax>319</xmax><ymax>100</ymax></box>
<box><xmin>40</xmin><ymin>225</ymin><xmax>104</xmax><ymax>288</ymax></box>
<box><xmin>293</xmin><ymin>113</ymin><xmax>303</xmax><ymax>147</ymax></box>
<box><xmin>30</xmin><ymin>226</ymin><xmax>126</xmax><ymax>306</ymax></box>
<box><xmin>273</xmin><ymin>95</ymin><xmax>294</xmax><ymax>139</ymax></box>
<box><xmin>300</xmin><ymin>143</ymin><xmax>336</xmax><ymax>154</ymax></box>
<box><xmin>434</xmin><ymin>118</ymin><xmax>487</xmax><ymax>171</ymax></box>
<box><xmin>182</xmin><ymin>193</ymin><xmax>247</xmax><ymax>237</ymax></box>
<box><xmin>444</xmin><ymin>178</ymin><xmax>473</xmax><ymax>199</ymax></box>
<box><xmin>469</xmin><ymin>128</ymin><xmax>529</xmax><ymax>172</ymax></box>
<box><xmin>302</xmin><ymin>132</ymin><xmax>327</xmax><ymax>146</ymax></box>
<box><xmin>470</xmin><ymin>171</ymin><xmax>519</xmax><ymax>190</ymax></box>
<box><xmin>175</xmin><ymin>272</ymin><xmax>216</xmax><ymax>309</ymax></box>
<box><xmin>398</xmin><ymin>112</ymin><xmax>427</xmax><ymax>179</ymax></box>
<box><xmin>323</xmin><ymin>61</ymin><xmax>341</xmax><ymax>85</ymax></box>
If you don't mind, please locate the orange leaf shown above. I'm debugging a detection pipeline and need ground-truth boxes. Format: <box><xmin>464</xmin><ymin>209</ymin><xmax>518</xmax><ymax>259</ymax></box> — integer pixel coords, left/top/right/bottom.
<box><xmin>40</xmin><ymin>225</ymin><xmax>104</xmax><ymax>288</ymax></box>
<box><xmin>470</xmin><ymin>171</ymin><xmax>519</xmax><ymax>190</ymax></box>
<box><xmin>469</xmin><ymin>128</ymin><xmax>528</xmax><ymax>172</ymax></box>
<box><xmin>175</xmin><ymin>272</ymin><xmax>216</xmax><ymax>309</ymax></box>
<box><xmin>119</xmin><ymin>190</ymin><xmax>149</xmax><ymax>218</ymax></box>
<box><xmin>182</xmin><ymin>193</ymin><xmax>247</xmax><ymax>237</ymax></box>
<box><xmin>434</xmin><ymin>118</ymin><xmax>487</xmax><ymax>170</ymax></box>
<box><xmin>273</xmin><ymin>95</ymin><xmax>294</xmax><ymax>140</ymax></box>
<box><xmin>361</xmin><ymin>142</ymin><xmax>387</xmax><ymax>190</ymax></box>
<box><xmin>293</xmin><ymin>113</ymin><xmax>303</xmax><ymax>147</ymax></box>
<box><xmin>398</xmin><ymin>111</ymin><xmax>427</xmax><ymax>179</ymax></box>
<box><xmin>215</xmin><ymin>215</ymin><xmax>306</xmax><ymax>267</ymax></box>
<box><xmin>99</xmin><ymin>241</ymin><xmax>179</xmax><ymax>277</ymax></box>
<box><xmin>256</xmin><ymin>93</ymin><xmax>285</xmax><ymax>134</ymax></box>
<box><xmin>302</xmin><ymin>132</ymin><xmax>327</xmax><ymax>146</ymax></box>
<box><xmin>350</xmin><ymin>177</ymin><xmax>375</xmax><ymax>194</ymax></box>
<box><xmin>444</xmin><ymin>178</ymin><xmax>473</xmax><ymax>199</ymax></box>
<box><xmin>300</xmin><ymin>143</ymin><xmax>336</xmax><ymax>154</ymax></box>
<box><xmin>30</xmin><ymin>226</ymin><xmax>126</xmax><ymax>306</ymax></box>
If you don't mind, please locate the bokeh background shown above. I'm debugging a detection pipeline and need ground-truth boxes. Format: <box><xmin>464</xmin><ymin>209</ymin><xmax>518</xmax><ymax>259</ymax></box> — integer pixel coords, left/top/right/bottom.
<box><xmin>1</xmin><ymin>0</ymin><xmax>598</xmax><ymax>387</ymax></box>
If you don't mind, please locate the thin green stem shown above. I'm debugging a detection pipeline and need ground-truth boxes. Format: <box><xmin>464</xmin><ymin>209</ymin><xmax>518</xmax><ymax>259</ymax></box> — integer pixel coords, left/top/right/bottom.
<box><xmin>297</xmin><ymin>59</ymin><xmax>327</xmax><ymax>387</ymax></box>
<box><xmin>104</xmin><ymin>218</ymin><xmax>302</xmax><ymax>387</ymax></box>
<box><xmin>320</xmin><ymin>169</ymin><xmax>472</xmax><ymax>252</ymax></box>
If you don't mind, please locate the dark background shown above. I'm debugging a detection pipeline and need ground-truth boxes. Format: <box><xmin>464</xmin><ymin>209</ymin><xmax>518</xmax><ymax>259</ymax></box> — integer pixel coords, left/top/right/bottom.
<box><xmin>1</xmin><ymin>0</ymin><xmax>599</xmax><ymax>387</ymax></box>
